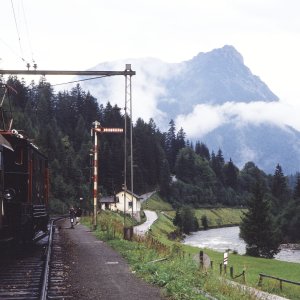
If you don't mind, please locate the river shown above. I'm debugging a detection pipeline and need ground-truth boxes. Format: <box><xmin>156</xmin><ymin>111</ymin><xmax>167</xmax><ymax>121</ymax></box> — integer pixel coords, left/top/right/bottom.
<box><xmin>183</xmin><ymin>226</ymin><xmax>300</xmax><ymax>263</ymax></box>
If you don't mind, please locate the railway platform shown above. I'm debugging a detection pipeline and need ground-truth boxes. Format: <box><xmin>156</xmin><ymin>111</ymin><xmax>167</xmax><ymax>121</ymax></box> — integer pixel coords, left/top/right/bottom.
<box><xmin>58</xmin><ymin>220</ymin><xmax>164</xmax><ymax>300</ymax></box>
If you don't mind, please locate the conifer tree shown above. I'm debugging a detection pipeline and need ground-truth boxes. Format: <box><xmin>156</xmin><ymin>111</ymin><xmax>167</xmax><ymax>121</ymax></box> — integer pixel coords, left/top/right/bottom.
<box><xmin>224</xmin><ymin>158</ymin><xmax>238</xmax><ymax>189</ymax></box>
<box><xmin>240</xmin><ymin>171</ymin><xmax>281</xmax><ymax>258</ymax></box>
<box><xmin>293</xmin><ymin>172</ymin><xmax>300</xmax><ymax>199</ymax></box>
<box><xmin>176</xmin><ymin>127</ymin><xmax>186</xmax><ymax>151</ymax></box>
<box><xmin>165</xmin><ymin>119</ymin><xmax>177</xmax><ymax>172</ymax></box>
<box><xmin>271</xmin><ymin>164</ymin><xmax>290</xmax><ymax>209</ymax></box>
<box><xmin>211</xmin><ymin>149</ymin><xmax>224</xmax><ymax>184</ymax></box>
<box><xmin>195</xmin><ymin>141</ymin><xmax>210</xmax><ymax>160</ymax></box>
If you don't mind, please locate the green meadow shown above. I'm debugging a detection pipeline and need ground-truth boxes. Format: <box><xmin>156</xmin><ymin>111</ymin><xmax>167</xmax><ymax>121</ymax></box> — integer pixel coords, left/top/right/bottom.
<box><xmin>82</xmin><ymin>194</ymin><xmax>300</xmax><ymax>299</ymax></box>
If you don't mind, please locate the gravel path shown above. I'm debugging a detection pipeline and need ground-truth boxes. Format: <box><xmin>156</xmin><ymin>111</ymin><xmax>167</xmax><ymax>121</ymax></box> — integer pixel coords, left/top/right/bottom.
<box><xmin>134</xmin><ymin>210</ymin><xmax>158</xmax><ymax>235</ymax></box>
<box><xmin>60</xmin><ymin>220</ymin><xmax>164</xmax><ymax>300</ymax></box>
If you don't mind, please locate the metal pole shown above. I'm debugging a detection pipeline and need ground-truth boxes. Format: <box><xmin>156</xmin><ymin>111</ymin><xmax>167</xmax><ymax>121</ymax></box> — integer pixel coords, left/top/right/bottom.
<box><xmin>123</xmin><ymin>71</ymin><xmax>128</xmax><ymax>230</ymax></box>
<box><xmin>123</xmin><ymin>64</ymin><xmax>133</xmax><ymax>234</ymax></box>
<box><xmin>129</xmin><ymin>67</ymin><xmax>134</xmax><ymax>219</ymax></box>
<box><xmin>93</xmin><ymin>121</ymin><xmax>100</xmax><ymax>230</ymax></box>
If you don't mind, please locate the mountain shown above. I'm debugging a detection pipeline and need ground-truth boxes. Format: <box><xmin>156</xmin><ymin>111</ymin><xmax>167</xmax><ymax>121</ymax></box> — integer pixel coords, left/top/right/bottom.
<box><xmin>79</xmin><ymin>46</ymin><xmax>299</xmax><ymax>174</ymax></box>
<box><xmin>203</xmin><ymin>123</ymin><xmax>300</xmax><ymax>174</ymax></box>
<box><xmin>159</xmin><ymin>45</ymin><xmax>278</xmax><ymax>117</ymax></box>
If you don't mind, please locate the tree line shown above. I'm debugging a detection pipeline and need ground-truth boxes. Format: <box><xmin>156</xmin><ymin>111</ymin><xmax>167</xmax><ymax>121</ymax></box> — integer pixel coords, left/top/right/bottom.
<box><xmin>1</xmin><ymin>76</ymin><xmax>300</xmax><ymax>256</ymax></box>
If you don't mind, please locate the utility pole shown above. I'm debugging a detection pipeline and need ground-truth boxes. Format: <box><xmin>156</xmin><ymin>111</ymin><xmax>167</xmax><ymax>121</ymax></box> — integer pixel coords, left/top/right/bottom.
<box><xmin>123</xmin><ymin>64</ymin><xmax>135</xmax><ymax>229</ymax></box>
<box><xmin>0</xmin><ymin>65</ymin><xmax>135</xmax><ymax>230</ymax></box>
<box><xmin>92</xmin><ymin>123</ymin><xmax>123</xmax><ymax>230</ymax></box>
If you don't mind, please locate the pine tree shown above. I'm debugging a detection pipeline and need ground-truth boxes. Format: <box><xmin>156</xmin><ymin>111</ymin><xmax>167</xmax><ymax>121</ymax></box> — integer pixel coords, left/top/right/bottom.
<box><xmin>159</xmin><ymin>158</ymin><xmax>171</xmax><ymax>197</ymax></box>
<box><xmin>210</xmin><ymin>150</ymin><xmax>224</xmax><ymax>184</ymax></box>
<box><xmin>224</xmin><ymin>158</ymin><xmax>238</xmax><ymax>189</ymax></box>
<box><xmin>293</xmin><ymin>172</ymin><xmax>300</xmax><ymax>199</ymax></box>
<box><xmin>165</xmin><ymin>119</ymin><xmax>177</xmax><ymax>172</ymax></box>
<box><xmin>240</xmin><ymin>171</ymin><xmax>281</xmax><ymax>258</ymax></box>
<box><xmin>176</xmin><ymin>127</ymin><xmax>186</xmax><ymax>151</ymax></box>
<box><xmin>271</xmin><ymin>164</ymin><xmax>290</xmax><ymax>209</ymax></box>
<box><xmin>195</xmin><ymin>141</ymin><xmax>210</xmax><ymax>160</ymax></box>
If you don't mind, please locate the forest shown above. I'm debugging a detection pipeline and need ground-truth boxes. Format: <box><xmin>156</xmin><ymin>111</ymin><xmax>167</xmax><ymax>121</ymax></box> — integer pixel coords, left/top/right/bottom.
<box><xmin>0</xmin><ymin>76</ymin><xmax>300</xmax><ymax>245</ymax></box>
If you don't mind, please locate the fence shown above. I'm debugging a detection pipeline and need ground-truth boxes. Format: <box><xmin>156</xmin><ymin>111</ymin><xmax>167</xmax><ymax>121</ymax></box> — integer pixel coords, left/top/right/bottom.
<box><xmin>258</xmin><ymin>273</ymin><xmax>300</xmax><ymax>291</ymax></box>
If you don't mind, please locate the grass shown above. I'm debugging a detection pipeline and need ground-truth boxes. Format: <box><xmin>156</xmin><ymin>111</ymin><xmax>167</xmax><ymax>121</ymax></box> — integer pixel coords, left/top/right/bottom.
<box><xmin>81</xmin><ymin>207</ymin><xmax>300</xmax><ymax>300</ymax></box>
<box><xmin>151</xmin><ymin>212</ymin><xmax>300</xmax><ymax>300</ymax></box>
<box><xmin>165</xmin><ymin>208</ymin><xmax>246</xmax><ymax>229</ymax></box>
<box><xmin>82</xmin><ymin>213</ymin><xmax>256</xmax><ymax>299</ymax></box>
<box><xmin>141</xmin><ymin>193</ymin><xmax>173</xmax><ymax>211</ymax></box>
<box><xmin>143</xmin><ymin>193</ymin><xmax>246</xmax><ymax>228</ymax></box>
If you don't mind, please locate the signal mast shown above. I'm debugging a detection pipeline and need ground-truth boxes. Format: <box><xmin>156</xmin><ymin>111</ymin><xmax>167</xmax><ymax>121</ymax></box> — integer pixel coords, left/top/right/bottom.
<box><xmin>0</xmin><ymin>65</ymin><xmax>135</xmax><ymax>231</ymax></box>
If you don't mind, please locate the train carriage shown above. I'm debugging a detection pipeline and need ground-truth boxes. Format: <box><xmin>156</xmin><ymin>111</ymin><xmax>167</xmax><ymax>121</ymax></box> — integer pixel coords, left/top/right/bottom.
<box><xmin>0</xmin><ymin>130</ymin><xmax>49</xmax><ymax>242</ymax></box>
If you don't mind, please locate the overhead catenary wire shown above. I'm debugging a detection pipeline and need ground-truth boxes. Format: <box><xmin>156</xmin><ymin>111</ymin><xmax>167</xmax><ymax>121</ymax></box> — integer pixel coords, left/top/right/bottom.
<box><xmin>51</xmin><ymin>75</ymin><xmax>110</xmax><ymax>86</ymax></box>
<box><xmin>10</xmin><ymin>0</ymin><xmax>25</xmax><ymax>62</ymax></box>
<box><xmin>0</xmin><ymin>37</ymin><xmax>26</xmax><ymax>63</ymax></box>
<box><xmin>21</xmin><ymin>0</ymin><xmax>35</xmax><ymax>65</ymax></box>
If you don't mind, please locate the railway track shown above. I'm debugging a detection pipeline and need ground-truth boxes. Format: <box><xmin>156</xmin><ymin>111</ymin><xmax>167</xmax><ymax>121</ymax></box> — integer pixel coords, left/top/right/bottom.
<box><xmin>0</xmin><ymin>218</ymin><xmax>72</xmax><ymax>299</ymax></box>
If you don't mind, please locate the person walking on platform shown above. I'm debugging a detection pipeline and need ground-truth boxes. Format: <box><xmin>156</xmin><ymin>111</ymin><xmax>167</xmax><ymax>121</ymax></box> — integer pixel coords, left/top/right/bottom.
<box><xmin>69</xmin><ymin>206</ymin><xmax>76</xmax><ymax>229</ymax></box>
<box><xmin>75</xmin><ymin>207</ymin><xmax>82</xmax><ymax>224</ymax></box>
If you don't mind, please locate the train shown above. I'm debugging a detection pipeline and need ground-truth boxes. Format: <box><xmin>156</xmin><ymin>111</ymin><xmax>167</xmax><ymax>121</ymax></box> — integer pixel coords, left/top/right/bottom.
<box><xmin>0</xmin><ymin>129</ymin><xmax>49</xmax><ymax>242</ymax></box>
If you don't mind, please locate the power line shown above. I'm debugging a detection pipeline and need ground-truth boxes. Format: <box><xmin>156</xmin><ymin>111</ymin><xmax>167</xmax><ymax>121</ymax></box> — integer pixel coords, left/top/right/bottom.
<box><xmin>21</xmin><ymin>0</ymin><xmax>35</xmax><ymax>65</ymax></box>
<box><xmin>0</xmin><ymin>37</ymin><xmax>26</xmax><ymax>63</ymax></box>
<box><xmin>51</xmin><ymin>75</ymin><xmax>109</xmax><ymax>86</ymax></box>
<box><xmin>10</xmin><ymin>0</ymin><xmax>25</xmax><ymax>62</ymax></box>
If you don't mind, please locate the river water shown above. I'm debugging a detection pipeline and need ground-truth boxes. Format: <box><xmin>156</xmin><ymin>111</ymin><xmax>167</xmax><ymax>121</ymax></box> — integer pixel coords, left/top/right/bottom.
<box><xmin>183</xmin><ymin>226</ymin><xmax>300</xmax><ymax>263</ymax></box>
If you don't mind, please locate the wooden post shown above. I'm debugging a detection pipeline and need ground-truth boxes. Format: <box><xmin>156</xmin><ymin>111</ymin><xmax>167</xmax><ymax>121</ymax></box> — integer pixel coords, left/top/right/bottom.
<box><xmin>230</xmin><ymin>266</ymin><xmax>234</xmax><ymax>278</ymax></box>
<box><xmin>210</xmin><ymin>261</ymin><xmax>213</xmax><ymax>269</ymax></box>
<box><xmin>220</xmin><ymin>263</ymin><xmax>222</xmax><ymax>275</ymax></box>
<box><xmin>199</xmin><ymin>251</ymin><xmax>204</xmax><ymax>269</ymax></box>
<box><xmin>242</xmin><ymin>271</ymin><xmax>246</xmax><ymax>283</ymax></box>
<box><xmin>280</xmin><ymin>280</ymin><xmax>282</xmax><ymax>291</ymax></box>
<box><xmin>258</xmin><ymin>274</ymin><xmax>263</xmax><ymax>286</ymax></box>
<box><xmin>224</xmin><ymin>264</ymin><xmax>227</xmax><ymax>275</ymax></box>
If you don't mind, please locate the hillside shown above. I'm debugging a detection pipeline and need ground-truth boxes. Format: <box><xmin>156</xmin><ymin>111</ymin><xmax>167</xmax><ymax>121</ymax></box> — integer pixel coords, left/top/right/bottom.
<box><xmin>79</xmin><ymin>45</ymin><xmax>300</xmax><ymax>174</ymax></box>
<box><xmin>143</xmin><ymin>193</ymin><xmax>245</xmax><ymax>229</ymax></box>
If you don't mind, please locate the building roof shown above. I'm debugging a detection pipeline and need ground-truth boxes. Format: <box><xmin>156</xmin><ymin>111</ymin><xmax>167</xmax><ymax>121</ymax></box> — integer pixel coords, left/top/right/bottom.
<box><xmin>100</xmin><ymin>196</ymin><xmax>116</xmax><ymax>203</ymax></box>
<box><xmin>117</xmin><ymin>189</ymin><xmax>142</xmax><ymax>199</ymax></box>
<box><xmin>0</xmin><ymin>134</ymin><xmax>13</xmax><ymax>151</ymax></box>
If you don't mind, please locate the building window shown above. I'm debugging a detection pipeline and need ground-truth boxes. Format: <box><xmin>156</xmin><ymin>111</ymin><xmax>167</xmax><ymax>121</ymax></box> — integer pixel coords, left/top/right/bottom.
<box><xmin>128</xmin><ymin>201</ymin><xmax>133</xmax><ymax>208</ymax></box>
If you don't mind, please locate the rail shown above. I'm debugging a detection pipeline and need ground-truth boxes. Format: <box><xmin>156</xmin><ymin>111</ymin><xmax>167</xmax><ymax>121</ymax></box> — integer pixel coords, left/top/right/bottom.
<box><xmin>258</xmin><ymin>273</ymin><xmax>300</xmax><ymax>291</ymax></box>
<box><xmin>40</xmin><ymin>219</ymin><xmax>54</xmax><ymax>300</ymax></box>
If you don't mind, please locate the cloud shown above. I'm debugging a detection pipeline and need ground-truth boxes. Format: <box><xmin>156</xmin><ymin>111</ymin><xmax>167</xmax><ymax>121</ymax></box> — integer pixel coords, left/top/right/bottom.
<box><xmin>81</xmin><ymin>58</ymin><xmax>183</xmax><ymax>125</ymax></box>
<box><xmin>175</xmin><ymin>100</ymin><xmax>300</xmax><ymax>139</ymax></box>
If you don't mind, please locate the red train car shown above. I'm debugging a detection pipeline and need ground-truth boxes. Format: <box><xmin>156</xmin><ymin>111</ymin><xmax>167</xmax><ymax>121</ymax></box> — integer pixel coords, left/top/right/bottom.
<box><xmin>0</xmin><ymin>130</ymin><xmax>49</xmax><ymax>242</ymax></box>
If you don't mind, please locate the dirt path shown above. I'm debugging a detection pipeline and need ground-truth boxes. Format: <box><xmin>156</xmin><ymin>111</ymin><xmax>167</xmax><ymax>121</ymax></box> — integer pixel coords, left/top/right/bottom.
<box><xmin>59</xmin><ymin>220</ymin><xmax>164</xmax><ymax>300</ymax></box>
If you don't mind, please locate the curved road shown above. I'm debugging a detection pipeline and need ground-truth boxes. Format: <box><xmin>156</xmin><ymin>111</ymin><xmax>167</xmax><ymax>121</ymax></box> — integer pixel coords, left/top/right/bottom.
<box><xmin>134</xmin><ymin>210</ymin><xmax>158</xmax><ymax>235</ymax></box>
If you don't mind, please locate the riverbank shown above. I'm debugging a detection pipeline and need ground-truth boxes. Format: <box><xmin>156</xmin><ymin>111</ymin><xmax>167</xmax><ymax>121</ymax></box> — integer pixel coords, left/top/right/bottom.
<box><xmin>151</xmin><ymin>212</ymin><xmax>300</xmax><ymax>300</ymax></box>
<box><xmin>183</xmin><ymin>226</ymin><xmax>300</xmax><ymax>263</ymax></box>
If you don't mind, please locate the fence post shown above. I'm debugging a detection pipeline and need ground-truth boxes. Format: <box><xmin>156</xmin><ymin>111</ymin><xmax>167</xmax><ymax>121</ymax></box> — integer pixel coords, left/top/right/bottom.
<box><xmin>242</xmin><ymin>271</ymin><xmax>246</xmax><ymax>283</ymax></box>
<box><xmin>199</xmin><ymin>251</ymin><xmax>204</xmax><ymax>269</ymax></box>
<box><xmin>223</xmin><ymin>251</ymin><xmax>228</xmax><ymax>275</ymax></box>
<box><xmin>210</xmin><ymin>260</ymin><xmax>213</xmax><ymax>269</ymax></box>
<box><xmin>258</xmin><ymin>274</ymin><xmax>263</xmax><ymax>287</ymax></box>
<box><xmin>230</xmin><ymin>266</ymin><xmax>234</xmax><ymax>278</ymax></box>
<box><xmin>280</xmin><ymin>280</ymin><xmax>282</xmax><ymax>291</ymax></box>
<box><xmin>219</xmin><ymin>263</ymin><xmax>222</xmax><ymax>275</ymax></box>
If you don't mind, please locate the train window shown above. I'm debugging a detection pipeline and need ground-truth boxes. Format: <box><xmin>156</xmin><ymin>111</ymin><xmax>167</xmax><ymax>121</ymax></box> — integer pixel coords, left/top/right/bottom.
<box><xmin>15</xmin><ymin>147</ymin><xmax>23</xmax><ymax>165</ymax></box>
<box><xmin>0</xmin><ymin>151</ymin><xmax>2</xmax><ymax>169</ymax></box>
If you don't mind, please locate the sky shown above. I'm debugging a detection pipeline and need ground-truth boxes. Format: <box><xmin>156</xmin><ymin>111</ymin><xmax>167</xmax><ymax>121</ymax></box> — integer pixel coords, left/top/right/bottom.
<box><xmin>1</xmin><ymin>0</ymin><xmax>300</xmax><ymax>135</ymax></box>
